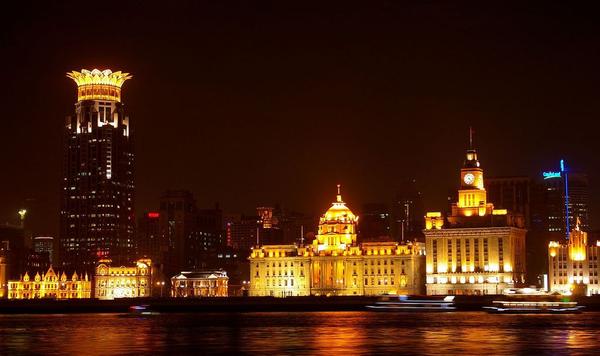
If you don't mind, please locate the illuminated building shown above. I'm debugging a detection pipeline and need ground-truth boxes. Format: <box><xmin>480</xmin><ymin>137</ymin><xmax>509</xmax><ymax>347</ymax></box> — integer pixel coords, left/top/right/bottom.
<box><xmin>171</xmin><ymin>270</ymin><xmax>229</xmax><ymax>297</ymax></box>
<box><xmin>548</xmin><ymin>220</ymin><xmax>600</xmax><ymax>295</ymax></box>
<box><xmin>0</xmin><ymin>253</ymin><xmax>6</xmax><ymax>298</ymax></box>
<box><xmin>60</xmin><ymin>69</ymin><xmax>135</xmax><ymax>272</ymax></box>
<box><xmin>249</xmin><ymin>186</ymin><xmax>425</xmax><ymax>297</ymax></box>
<box><xmin>424</xmin><ymin>138</ymin><xmax>527</xmax><ymax>295</ymax></box>
<box><xmin>7</xmin><ymin>266</ymin><xmax>91</xmax><ymax>299</ymax></box>
<box><xmin>94</xmin><ymin>258</ymin><xmax>152</xmax><ymax>299</ymax></box>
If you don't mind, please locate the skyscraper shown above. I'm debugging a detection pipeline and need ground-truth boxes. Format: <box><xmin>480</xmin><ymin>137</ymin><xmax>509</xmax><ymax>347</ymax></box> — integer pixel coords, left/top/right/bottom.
<box><xmin>60</xmin><ymin>69</ymin><xmax>135</xmax><ymax>273</ymax></box>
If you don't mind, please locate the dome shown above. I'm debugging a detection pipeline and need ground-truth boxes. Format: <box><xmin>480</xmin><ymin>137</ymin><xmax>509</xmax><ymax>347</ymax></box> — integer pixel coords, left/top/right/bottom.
<box><xmin>322</xmin><ymin>185</ymin><xmax>358</xmax><ymax>223</ymax></box>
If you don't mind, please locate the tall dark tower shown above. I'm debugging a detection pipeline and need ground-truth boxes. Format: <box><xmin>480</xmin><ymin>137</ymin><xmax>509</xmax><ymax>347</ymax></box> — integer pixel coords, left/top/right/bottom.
<box><xmin>60</xmin><ymin>69</ymin><xmax>135</xmax><ymax>273</ymax></box>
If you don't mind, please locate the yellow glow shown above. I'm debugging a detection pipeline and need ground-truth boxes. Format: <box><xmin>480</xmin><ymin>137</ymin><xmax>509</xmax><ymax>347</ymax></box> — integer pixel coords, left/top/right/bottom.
<box><xmin>67</xmin><ymin>69</ymin><xmax>132</xmax><ymax>102</ymax></box>
<box><xmin>492</xmin><ymin>209</ymin><xmax>507</xmax><ymax>215</ymax></box>
<box><xmin>426</xmin><ymin>212</ymin><xmax>441</xmax><ymax>218</ymax></box>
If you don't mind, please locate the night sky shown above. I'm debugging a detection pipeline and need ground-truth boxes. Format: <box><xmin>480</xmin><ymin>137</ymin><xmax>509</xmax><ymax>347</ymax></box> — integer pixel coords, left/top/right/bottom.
<box><xmin>2</xmin><ymin>1</ymin><xmax>600</xmax><ymax>236</ymax></box>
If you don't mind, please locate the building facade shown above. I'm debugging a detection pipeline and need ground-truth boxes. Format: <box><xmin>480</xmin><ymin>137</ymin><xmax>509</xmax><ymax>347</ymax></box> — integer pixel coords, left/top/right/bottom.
<box><xmin>425</xmin><ymin>143</ymin><xmax>527</xmax><ymax>295</ymax></box>
<box><xmin>7</xmin><ymin>266</ymin><xmax>91</xmax><ymax>299</ymax></box>
<box><xmin>249</xmin><ymin>186</ymin><xmax>426</xmax><ymax>297</ymax></box>
<box><xmin>548</xmin><ymin>221</ymin><xmax>600</xmax><ymax>296</ymax></box>
<box><xmin>60</xmin><ymin>69</ymin><xmax>135</xmax><ymax>273</ymax></box>
<box><xmin>171</xmin><ymin>270</ymin><xmax>229</xmax><ymax>297</ymax></box>
<box><xmin>94</xmin><ymin>258</ymin><xmax>152</xmax><ymax>299</ymax></box>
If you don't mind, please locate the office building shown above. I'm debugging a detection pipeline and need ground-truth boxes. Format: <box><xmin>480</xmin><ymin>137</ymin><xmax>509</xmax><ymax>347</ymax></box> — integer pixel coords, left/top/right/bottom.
<box><xmin>359</xmin><ymin>203</ymin><xmax>392</xmax><ymax>242</ymax></box>
<box><xmin>249</xmin><ymin>186</ymin><xmax>425</xmax><ymax>297</ymax></box>
<box><xmin>171</xmin><ymin>270</ymin><xmax>229</xmax><ymax>297</ymax></box>
<box><xmin>548</xmin><ymin>221</ymin><xmax>600</xmax><ymax>296</ymax></box>
<box><xmin>424</xmin><ymin>142</ymin><xmax>527</xmax><ymax>295</ymax></box>
<box><xmin>60</xmin><ymin>69</ymin><xmax>135</xmax><ymax>273</ymax></box>
<box><xmin>94</xmin><ymin>258</ymin><xmax>152</xmax><ymax>299</ymax></box>
<box><xmin>7</xmin><ymin>266</ymin><xmax>91</xmax><ymax>299</ymax></box>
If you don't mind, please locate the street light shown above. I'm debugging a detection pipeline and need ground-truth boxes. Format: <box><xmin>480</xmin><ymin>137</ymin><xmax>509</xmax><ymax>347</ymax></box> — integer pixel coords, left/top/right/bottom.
<box><xmin>156</xmin><ymin>281</ymin><xmax>165</xmax><ymax>298</ymax></box>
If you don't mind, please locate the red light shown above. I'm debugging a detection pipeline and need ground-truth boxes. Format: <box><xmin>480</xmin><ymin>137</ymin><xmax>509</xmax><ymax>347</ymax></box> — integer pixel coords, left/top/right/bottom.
<box><xmin>148</xmin><ymin>212</ymin><xmax>160</xmax><ymax>218</ymax></box>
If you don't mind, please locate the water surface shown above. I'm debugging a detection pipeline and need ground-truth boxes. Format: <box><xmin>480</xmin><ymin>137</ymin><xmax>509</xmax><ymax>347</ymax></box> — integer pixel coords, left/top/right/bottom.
<box><xmin>1</xmin><ymin>311</ymin><xmax>599</xmax><ymax>355</ymax></box>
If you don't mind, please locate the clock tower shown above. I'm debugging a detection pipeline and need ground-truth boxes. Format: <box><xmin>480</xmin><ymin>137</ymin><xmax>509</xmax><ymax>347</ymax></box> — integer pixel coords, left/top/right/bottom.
<box><xmin>453</xmin><ymin>134</ymin><xmax>494</xmax><ymax>217</ymax></box>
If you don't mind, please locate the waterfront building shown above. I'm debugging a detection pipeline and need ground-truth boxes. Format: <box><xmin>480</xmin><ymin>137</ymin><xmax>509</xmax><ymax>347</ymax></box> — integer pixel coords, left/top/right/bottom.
<box><xmin>7</xmin><ymin>266</ymin><xmax>91</xmax><ymax>299</ymax></box>
<box><xmin>94</xmin><ymin>258</ymin><xmax>152</xmax><ymax>299</ymax></box>
<box><xmin>424</xmin><ymin>142</ymin><xmax>527</xmax><ymax>295</ymax></box>
<box><xmin>249</xmin><ymin>186</ymin><xmax>426</xmax><ymax>297</ymax></box>
<box><xmin>60</xmin><ymin>69</ymin><xmax>135</xmax><ymax>272</ymax></box>
<box><xmin>548</xmin><ymin>220</ymin><xmax>600</xmax><ymax>295</ymax></box>
<box><xmin>171</xmin><ymin>270</ymin><xmax>229</xmax><ymax>297</ymax></box>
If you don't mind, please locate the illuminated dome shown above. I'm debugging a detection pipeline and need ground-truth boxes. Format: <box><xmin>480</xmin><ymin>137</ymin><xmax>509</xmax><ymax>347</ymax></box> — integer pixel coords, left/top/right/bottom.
<box><xmin>323</xmin><ymin>185</ymin><xmax>357</xmax><ymax>223</ymax></box>
<box><xmin>313</xmin><ymin>185</ymin><xmax>358</xmax><ymax>252</ymax></box>
<box><xmin>67</xmin><ymin>68</ymin><xmax>132</xmax><ymax>102</ymax></box>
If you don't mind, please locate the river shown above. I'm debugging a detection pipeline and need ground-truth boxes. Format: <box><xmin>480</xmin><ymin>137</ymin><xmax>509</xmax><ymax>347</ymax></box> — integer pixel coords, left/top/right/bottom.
<box><xmin>1</xmin><ymin>311</ymin><xmax>599</xmax><ymax>354</ymax></box>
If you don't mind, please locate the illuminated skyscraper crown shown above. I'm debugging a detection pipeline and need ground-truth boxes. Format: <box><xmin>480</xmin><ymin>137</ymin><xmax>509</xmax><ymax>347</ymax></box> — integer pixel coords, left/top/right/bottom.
<box><xmin>67</xmin><ymin>69</ymin><xmax>132</xmax><ymax>102</ymax></box>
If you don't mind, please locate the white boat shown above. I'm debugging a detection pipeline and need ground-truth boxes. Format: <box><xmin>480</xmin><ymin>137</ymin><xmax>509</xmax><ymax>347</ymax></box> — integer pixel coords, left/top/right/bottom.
<box><xmin>366</xmin><ymin>295</ymin><xmax>456</xmax><ymax>311</ymax></box>
<box><xmin>483</xmin><ymin>300</ymin><xmax>584</xmax><ymax>314</ymax></box>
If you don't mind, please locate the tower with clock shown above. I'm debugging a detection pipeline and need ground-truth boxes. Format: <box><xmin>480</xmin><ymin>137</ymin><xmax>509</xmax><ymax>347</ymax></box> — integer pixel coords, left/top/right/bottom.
<box><xmin>454</xmin><ymin>137</ymin><xmax>494</xmax><ymax>217</ymax></box>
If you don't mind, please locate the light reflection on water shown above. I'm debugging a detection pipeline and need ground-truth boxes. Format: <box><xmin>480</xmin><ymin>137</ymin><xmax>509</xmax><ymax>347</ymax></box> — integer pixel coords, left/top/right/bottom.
<box><xmin>1</xmin><ymin>311</ymin><xmax>600</xmax><ymax>355</ymax></box>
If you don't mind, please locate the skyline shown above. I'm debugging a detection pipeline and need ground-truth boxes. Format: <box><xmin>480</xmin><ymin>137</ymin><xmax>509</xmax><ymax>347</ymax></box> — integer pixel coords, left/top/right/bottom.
<box><xmin>2</xmin><ymin>2</ymin><xmax>600</xmax><ymax>237</ymax></box>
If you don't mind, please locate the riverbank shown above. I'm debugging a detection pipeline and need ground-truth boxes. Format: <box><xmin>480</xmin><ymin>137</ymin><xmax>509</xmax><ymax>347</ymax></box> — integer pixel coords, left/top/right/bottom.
<box><xmin>2</xmin><ymin>295</ymin><xmax>600</xmax><ymax>314</ymax></box>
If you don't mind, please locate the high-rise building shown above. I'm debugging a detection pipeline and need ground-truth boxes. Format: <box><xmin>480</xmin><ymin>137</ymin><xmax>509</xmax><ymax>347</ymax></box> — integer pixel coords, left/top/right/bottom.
<box><xmin>158</xmin><ymin>190</ymin><xmax>197</xmax><ymax>275</ymax></box>
<box><xmin>60</xmin><ymin>69</ymin><xmax>135</xmax><ymax>273</ymax></box>
<box><xmin>539</xmin><ymin>164</ymin><xmax>589</xmax><ymax>236</ymax></box>
<box><xmin>392</xmin><ymin>179</ymin><xmax>425</xmax><ymax>242</ymax></box>
<box><xmin>137</xmin><ymin>212</ymin><xmax>161</xmax><ymax>263</ymax></box>
<box><xmin>424</xmin><ymin>141</ymin><xmax>527</xmax><ymax>295</ymax></box>
<box><xmin>33</xmin><ymin>236</ymin><xmax>54</xmax><ymax>263</ymax></box>
<box><xmin>485</xmin><ymin>177</ymin><xmax>532</xmax><ymax>228</ymax></box>
<box><xmin>225</xmin><ymin>214</ymin><xmax>259</xmax><ymax>255</ymax></box>
<box><xmin>358</xmin><ymin>203</ymin><xmax>392</xmax><ymax>242</ymax></box>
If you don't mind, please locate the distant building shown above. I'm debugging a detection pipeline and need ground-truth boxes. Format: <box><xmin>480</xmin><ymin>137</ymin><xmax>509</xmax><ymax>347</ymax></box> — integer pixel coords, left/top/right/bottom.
<box><xmin>8</xmin><ymin>266</ymin><xmax>91</xmax><ymax>299</ymax></box>
<box><xmin>424</xmin><ymin>142</ymin><xmax>527</xmax><ymax>295</ymax></box>
<box><xmin>358</xmin><ymin>203</ymin><xmax>392</xmax><ymax>242</ymax></box>
<box><xmin>539</xmin><ymin>166</ymin><xmax>589</xmax><ymax>236</ymax></box>
<box><xmin>249</xmin><ymin>186</ymin><xmax>425</xmax><ymax>297</ymax></box>
<box><xmin>33</xmin><ymin>237</ymin><xmax>54</xmax><ymax>263</ymax></box>
<box><xmin>137</xmin><ymin>212</ymin><xmax>161</xmax><ymax>264</ymax></box>
<box><xmin>485</xmin><ymin>177</ymin><xmax>532</xmax><ymax>228</ymax></box>
<box><xmin>0</xmin><ymin>225</ymin><xmax>27</xmax><ymax>282</ymax></box>
<box><xmin>392</xmin><ymin>179</ymin><xmax>425</xmax><ymax>241</ymax></box>
<box><xmin>94</xmin><ymin>258</ymin><xmax>152</xmax><ymax>299</ymax></box>
<box><xmin>226</xmin><ymin>215</ymin><xmax>259</xmax><ymax>255</ymax></box>
<box><xmin>171</xmin><ymin>270</ymin><xmax>229</xmax><ymax>297</ymax></box>
<box><xmin>159</xmin><ymin>190</ymin><xmax>198</xmax><ymax>276</ymax></box>
<box><xmin>60</xmin><ymin>69</ymin><xmax>135</xmax><ymax>272</ymax></box>
<box><xmin>548</xmin><ymin>221</ymin><xmax>600</xmax><ymax>296</ymax></box>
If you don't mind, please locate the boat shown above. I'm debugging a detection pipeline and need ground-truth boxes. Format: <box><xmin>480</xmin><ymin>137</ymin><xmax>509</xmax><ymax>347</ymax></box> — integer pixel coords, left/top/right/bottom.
<box><xmin>483</xmin><ymin>300</ymin><xmax>584</xmax><ymax>314</ymax></box>
<box><xmin>366</xmin><ymin>295</ymin><xmax>456</xmax><ymax>311</ymax></box>
<box><xmin>128</xmin><ymin>304</ymin><xmax>161</xmax><ymax>316</ymax></box>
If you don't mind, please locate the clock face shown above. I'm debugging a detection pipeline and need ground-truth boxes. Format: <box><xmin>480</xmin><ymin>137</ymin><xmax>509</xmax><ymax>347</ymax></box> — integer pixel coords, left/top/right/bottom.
<box><xmin>464</xmin><ymin>173</ymin><xmax>475</xmax><ymax>185</ymax></box>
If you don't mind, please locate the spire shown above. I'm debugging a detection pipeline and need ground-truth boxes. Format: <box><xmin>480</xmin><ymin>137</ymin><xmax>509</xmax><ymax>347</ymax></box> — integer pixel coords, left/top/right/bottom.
<box><xmin>469</xmin><ymin>126</ymin><xmax>474</xmax><ymax>150</ymax></box>
<box><xmin>336</xmin><ymin>184</ymin><xmax>342</xmax><ymax>202</ymax></box>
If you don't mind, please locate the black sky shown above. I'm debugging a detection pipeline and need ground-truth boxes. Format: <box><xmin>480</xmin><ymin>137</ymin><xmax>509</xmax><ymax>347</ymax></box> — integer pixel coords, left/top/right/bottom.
<box><xmin>1</xmin><ymin>1</ymin><xmax>600</xmax><ymax>236</ymax></box>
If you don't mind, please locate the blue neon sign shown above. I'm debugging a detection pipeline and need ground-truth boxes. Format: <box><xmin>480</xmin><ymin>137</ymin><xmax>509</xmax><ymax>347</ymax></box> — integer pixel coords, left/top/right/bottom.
<box><xmin>543</xmin><ymin>171</ymin><xmax>561</xmax><ymax>180</ymax></box>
